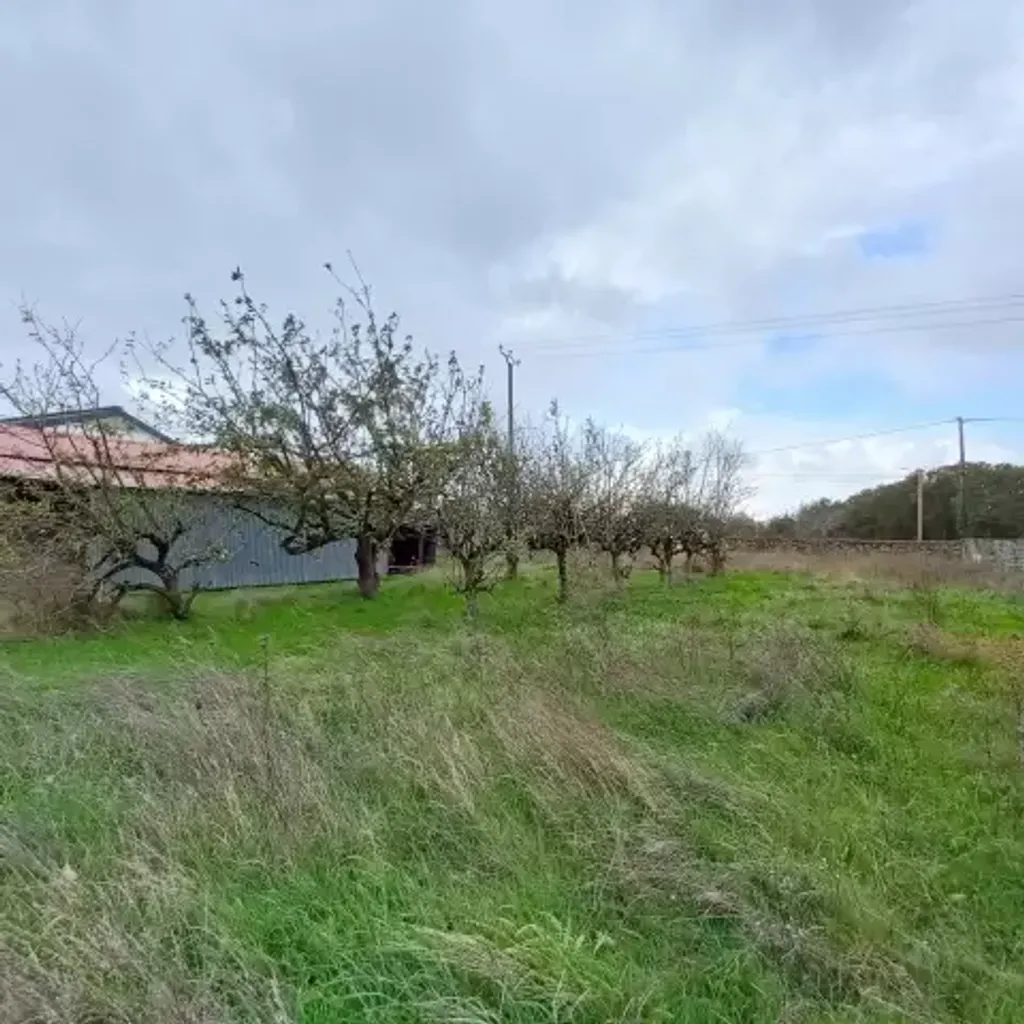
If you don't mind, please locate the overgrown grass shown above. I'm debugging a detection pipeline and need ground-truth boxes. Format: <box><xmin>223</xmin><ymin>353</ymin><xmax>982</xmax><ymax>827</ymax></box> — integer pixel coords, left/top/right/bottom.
<box><xmin>2</xmin><ymin>564</ymin><xmax>1023</xmax><ymax>1021</ymax></box>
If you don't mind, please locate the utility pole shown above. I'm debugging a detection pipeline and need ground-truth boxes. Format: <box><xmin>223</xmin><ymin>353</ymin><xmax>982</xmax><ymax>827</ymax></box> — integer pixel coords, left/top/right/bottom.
<box><xmin>956</xmin><ymin>416</ymin><xmax>967</xmax><ymax>538</ymax></box>
<box><xmin>499</xmin><ymin>346</ymin><xmax>521</xmax><ymax>580</ymax></box>
<box><xmin>917</xmin><ymin>469</ymin><xmax>925</xmax><ymax>542</ymax></box>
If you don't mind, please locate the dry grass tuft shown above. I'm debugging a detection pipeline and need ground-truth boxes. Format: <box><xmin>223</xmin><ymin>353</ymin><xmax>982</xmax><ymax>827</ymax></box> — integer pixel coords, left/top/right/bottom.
<box><xmin>1</xmin><ymin>851</ymin><xmax>291</xmax><ymax>1024</ymax></box>
<box><xmin>389</xmin><ymin>710</ymin><xmax>487</xmax><ymax>813</ymax></box>
<box><xmin>904</xmin><ymin>623</ymin><xmax>980</xmax><ymax>665</ymax></box>
<box><xmin>605</xmin><ymin>825</ymin><xmax>923</xmax><ymax>1010</ymax></box>
<box><xmin>728</xmin><ymin>623</ymin><xmax>854</xmax><ymax>723</ymax></box>
<box><xmin>490</xmin><ymin>690</ymin><xmax>659</xmax><ymax>811</ymax></box>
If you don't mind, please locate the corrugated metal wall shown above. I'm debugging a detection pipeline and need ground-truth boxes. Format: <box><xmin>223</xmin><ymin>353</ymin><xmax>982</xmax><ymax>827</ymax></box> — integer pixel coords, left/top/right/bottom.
<box><xmin>110</xmin><ymin>494</ymin><xmax>368</xmax><ymax>590</ymax></box>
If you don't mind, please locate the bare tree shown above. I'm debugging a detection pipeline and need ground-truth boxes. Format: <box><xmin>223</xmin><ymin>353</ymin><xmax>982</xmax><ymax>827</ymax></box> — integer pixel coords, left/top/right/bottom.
<box><xmin>136</xmin><ymin>266</ymin><xmax>473</xmax><ymax>599</ymax></box>
<box><xmin>692</xmin><ymin>430</ymin><xmax>750</xmax><ymax>572</ymax></box>
<box><xmin>435</xmin><ymin>397</ymin><xmax>522</xmax><ymax>616</ymax></box>
<box><xmin>0</xmin><ymin>310</ymin><xmax>232</xmax><ymax>620</ymax></box>
<box><xmin>639</xmin><ymin>431</ymin><xmax>750</xmax><ymax>580</ymax></box>
<box><xmin>582</xmin><ymin>420</ymin><xmax>648</xmax><ymax>585</ymax></box>
<box><xmin>522</xmin><ymin>403</ymin><xmax>593</xmax><ymax>603</ymax></box>
<box><xmin>638</xmin><ymin>436</ymin><xmax>696</xmax><ymax>584</ymax></box>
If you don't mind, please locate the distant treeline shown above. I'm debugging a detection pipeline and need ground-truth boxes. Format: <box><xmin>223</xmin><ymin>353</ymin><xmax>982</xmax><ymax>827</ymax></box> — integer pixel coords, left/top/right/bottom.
<box><xmin>748</xmin><ymin>463</ymin><xmax>1024</xmax><ymax>541</ymax></box>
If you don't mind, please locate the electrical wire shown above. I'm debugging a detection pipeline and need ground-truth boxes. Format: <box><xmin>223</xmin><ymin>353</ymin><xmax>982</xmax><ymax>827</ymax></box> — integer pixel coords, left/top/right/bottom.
<box><xmin>748</xmin><ymin>419</ymin><xmax>955</xmax><ymax>456</ymax></box>
<box><xmin>746</xmin><ymin>416</ymin><xmax>1024</xmax><ymax>458</ymax></box>
<box><xmin>747</xmin><ymin>471</ymin><xmax>917</xmax><ymax>480</ymax></box>
<box><xmin>510</xmin><ymin>292</ymin><xmax>1024</xmax><ymax>354</ymax></box>
<box><xmin>528</xmin><ymin>312</ymin><xmax>1024</xmax><ymax>359</ymax></box>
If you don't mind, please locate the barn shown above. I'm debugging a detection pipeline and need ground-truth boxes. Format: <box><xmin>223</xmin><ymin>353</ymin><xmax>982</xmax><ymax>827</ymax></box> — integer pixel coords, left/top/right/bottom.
<box><xmin>0</xmin><ymin>406</ymin><xmax>433</xmax><ymax>589</ymax></box>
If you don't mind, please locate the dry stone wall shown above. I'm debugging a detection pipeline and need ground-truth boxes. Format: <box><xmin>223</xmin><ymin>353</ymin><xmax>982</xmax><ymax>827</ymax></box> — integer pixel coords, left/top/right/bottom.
<box><xmin>727</xmin><ymin>536</ymin><xmax>965</xmax><ymax>559</ymax></box>
<box><xmin>727</xmin><ymin>535</ymin><xmax>1024</xmax><ymax>571</ymax></box>
<box><xmin>963</xmin><ymin>538</ymin><xmax>1024</xmax><ymax>572</ymax></box>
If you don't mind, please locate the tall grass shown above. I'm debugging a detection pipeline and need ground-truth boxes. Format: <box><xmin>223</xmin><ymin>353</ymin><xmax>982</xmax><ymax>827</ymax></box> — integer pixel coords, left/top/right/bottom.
<box><xmin>2</xmin><ymin>571</ymin><xmax>1023</xmax><ymax>1021</ymax></box>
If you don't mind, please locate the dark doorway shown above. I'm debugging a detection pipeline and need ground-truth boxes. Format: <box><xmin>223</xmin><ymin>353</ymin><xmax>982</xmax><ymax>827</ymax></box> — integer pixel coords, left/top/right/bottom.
<box><xmin>389</xmin><ymin>527</ymin><xmax>437</xmax><ymax>573</ymax></box>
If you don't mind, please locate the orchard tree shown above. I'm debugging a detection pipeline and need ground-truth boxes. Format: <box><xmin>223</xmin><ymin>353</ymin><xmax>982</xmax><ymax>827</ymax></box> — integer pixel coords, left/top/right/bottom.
<box><xmin>137</xmin><ymin>265</ymin><xmax>473</xmax><ymax>599</ymax></box>
<box><xmin>435</xmin><ymin>396</ymin><xmax>523</xmax><ymax>616</ymax></box>
<box><xmin>0</xmin><ymin>309</ymin><xmax>232</xmax><ymax>620</ymax></box>
<box><xmin>638</xmin><ymin>436</ymin><xmax>696</xmax><ymax>583</ymax></box>
<box><xmin>639</xmin><ymin>431</ymin><xmax>749</xmax><ymax>580</ymax></box>
<box><xmin>522</xmin><ymin>403</ymin><xmax>593</xmax><ymax>603</ymax></box>
<box><xmin>582</xmin><ymin>420</ymin><xmax>648</xmax><ymax>585</ymax></box>
<box><xmin>691</xmin><ymin>430</ymin><xmax>750</xmax><ymax>572</ymax></box>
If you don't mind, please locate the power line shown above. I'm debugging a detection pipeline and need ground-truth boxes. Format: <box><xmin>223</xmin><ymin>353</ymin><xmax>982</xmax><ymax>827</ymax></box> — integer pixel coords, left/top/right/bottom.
<box><xmin>512</xmin><ymin>292</ymin><xmax>1024</xmax><ymax>354</ymax></box>
<box><xmin>529</xmin><ymin>312</ymin><xmax>1024</xmax><ymax>359</ymax></box>
<box><xmin>749</xmin><ymin>419</ymin><xmax>956</xmax><ymax>456</ymax></box>
<box><xmin>748</xmin><ymin>416</ymin><xmax>1024</xmax><ymax>460</ymax></box>
<box><xmin>748</xmin><ymin>471</ymin><xmax>917</xmax><ymax>480</ymax></box>
<box><xmin>523</xmin><ymin>292</ymin><xmax>1024</xmax><ymax>348</ymax></box>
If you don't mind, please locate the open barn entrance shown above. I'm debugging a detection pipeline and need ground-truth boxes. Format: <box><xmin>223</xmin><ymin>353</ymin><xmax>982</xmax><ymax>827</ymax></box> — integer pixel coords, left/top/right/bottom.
<box><xmin>389</xmin><ymin>526</ymin><xmax>437</xmax><ymax>574</ymax></box>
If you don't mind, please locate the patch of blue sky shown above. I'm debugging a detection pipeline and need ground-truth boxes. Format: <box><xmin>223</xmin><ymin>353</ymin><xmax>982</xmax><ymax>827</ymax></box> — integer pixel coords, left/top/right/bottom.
<box><xmin>857</xmin><ymin>218</ymin><xmax>933</xmax><ymax>259</ymax></box>
<box><xmin>735</xmin><ymin>365</ymin><xmax>903</xmax><ymax>421</ymax></box>
<box><xmin>765</xmin><ymin>331</ymin><xmax>817</xmax><ymax>356</ymax></box>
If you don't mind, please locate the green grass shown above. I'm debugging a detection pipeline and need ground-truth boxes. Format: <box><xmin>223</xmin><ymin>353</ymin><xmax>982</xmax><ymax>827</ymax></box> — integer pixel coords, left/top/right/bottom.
<box><xmin>2</xmin><ymin>564</ymin><xmax>1023</xmax><ymax>1022</ymax></box>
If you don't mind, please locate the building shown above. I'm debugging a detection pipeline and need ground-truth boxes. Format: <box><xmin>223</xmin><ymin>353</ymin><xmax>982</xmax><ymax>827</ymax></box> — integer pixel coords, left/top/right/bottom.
<box><xmin>0</xmin><ymin>412</ymin><xmax>374</xmax><ymax>589</ymax></box>
<box><xmin>0</xmin><ymin>405</ymin><xmax>176</xmax><ymax>444</ymax></box>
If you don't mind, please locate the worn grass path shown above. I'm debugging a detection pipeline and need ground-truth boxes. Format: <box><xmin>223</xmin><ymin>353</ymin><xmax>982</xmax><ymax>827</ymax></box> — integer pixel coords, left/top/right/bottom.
<box><xmin>2</xmin><ymin>567</ymin><xmax>1023</xmax><ymax>1021</ymax></box>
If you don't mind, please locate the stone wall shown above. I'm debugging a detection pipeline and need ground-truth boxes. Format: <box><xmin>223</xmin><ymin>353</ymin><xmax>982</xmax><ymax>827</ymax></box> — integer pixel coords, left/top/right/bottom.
<box><xmin>727</xmin><ymin>535</ymin><xmax>1024</xmax><ymax>572</ymax></box>
<box><xmin>727</xmin><ymin>536</ymin><xmax>964</xmax><ymax>558</ymax></box>
<box><xmin>963</xmin><ymin>538</ymin><xmax>1024</xmax><ymax>572</ymax></box>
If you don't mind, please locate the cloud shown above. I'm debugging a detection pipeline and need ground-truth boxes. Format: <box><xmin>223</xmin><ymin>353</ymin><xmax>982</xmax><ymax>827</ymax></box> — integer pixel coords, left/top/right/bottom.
<box><xmin>2</xmin><ymin>0</ymin><xmax>1023</xmax><ymax>515</ymax></box>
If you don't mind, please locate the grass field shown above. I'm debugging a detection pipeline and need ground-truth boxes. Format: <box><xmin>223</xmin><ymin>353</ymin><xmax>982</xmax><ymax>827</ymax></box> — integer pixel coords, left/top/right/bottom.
<box><xmin>2</xmin><ymin>562</ymin><xmax>1023</xmax><ymax>1022</ymax></box>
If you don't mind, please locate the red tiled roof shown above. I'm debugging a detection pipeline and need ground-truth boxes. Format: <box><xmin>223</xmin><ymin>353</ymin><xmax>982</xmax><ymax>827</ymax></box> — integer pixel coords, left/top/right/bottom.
<box><xmin>0</xmin><ymin>425</ymin><xmax>234</xmax><ymax>490</ymax></box>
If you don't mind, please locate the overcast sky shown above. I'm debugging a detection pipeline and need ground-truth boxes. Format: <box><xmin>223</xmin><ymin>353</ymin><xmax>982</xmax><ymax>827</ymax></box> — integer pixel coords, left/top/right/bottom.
<box><xmin>2</xmin><ymin>0</ymin><xmax>1023</xmax><ymax>514</ymax></box>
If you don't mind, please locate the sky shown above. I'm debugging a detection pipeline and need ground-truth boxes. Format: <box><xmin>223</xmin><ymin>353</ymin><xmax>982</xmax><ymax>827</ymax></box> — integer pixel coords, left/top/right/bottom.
<box><xmin>2</xmin><ymin>0</ymin><xmax>1023</xmax><ymax>516</ymax></box>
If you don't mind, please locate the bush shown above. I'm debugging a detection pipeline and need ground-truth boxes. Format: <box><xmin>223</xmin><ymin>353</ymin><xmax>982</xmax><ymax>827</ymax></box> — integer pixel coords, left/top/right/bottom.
<box><xmin>0</xmin><ymin>494</ymin><xmax>99</xmax><ymax>634</ymax></box>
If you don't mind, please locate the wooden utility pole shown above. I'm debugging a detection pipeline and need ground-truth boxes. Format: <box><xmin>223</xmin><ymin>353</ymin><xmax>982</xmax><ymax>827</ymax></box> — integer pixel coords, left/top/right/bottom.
<box><xmin>956</xmin><ymin>416</ymin><xmax>967</xmax><ymax>538</ymax></box>
<box><xmin>917</xmin><ymin>469</ymin><xmax>925</xmax><ymax>542</ymax></box>
<box><xmin>499</xmin><ymin>346</ymin><xmax>521</xmax><ymax>579</ymax></box>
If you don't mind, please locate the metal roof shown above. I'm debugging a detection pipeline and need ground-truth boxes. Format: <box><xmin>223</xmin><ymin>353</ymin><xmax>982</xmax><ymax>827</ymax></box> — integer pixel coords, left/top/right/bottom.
<box><xmin>0</xmin><ymin>405</ymin><xmax>176</xmax><ymax>444</ymax></box>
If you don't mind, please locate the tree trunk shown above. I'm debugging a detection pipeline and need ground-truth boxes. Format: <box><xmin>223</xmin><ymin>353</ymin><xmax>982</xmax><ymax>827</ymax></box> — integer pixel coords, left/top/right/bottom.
<box><xmin>356</xmin><ymin>535</ymin><xmax>379</xmax><ymax>599</ymax></box>
<box><xmin>160</xmin><ymin>572</ymin><xmax>192</xmax><ymax>621</ymax></box>
<box><xmin>506</xmin><ymin>550</ymin><xmax>519</xmax><ymax>581</ymax></box>
<box><xmin>556</xmin><ymin>547</ymin><xmax>569</xmax><ymax>604</ymax></box>
<box><xmin>459</xmin><ymin>554</ymin><xmax>482</xmax><ymax>619</ymax></box>
<box><xmin>709</xmin><ymin>542</ymin><xmax>725</xmax><ymax>575</ymax></box>
<box><xmin>610</xmin><ymin>551</ymin><xmax>624</xmax><ymax>589</ymax></box>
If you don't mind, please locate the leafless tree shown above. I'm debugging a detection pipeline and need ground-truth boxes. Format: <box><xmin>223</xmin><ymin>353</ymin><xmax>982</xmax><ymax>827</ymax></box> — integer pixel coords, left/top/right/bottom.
<box><xmin>522</xmin><ymin>403</ymin><xmax>593</xmax><ymax>603</ymax></box>
<box><xmin>693</xmin><ymin>430</ymin><xmax>750</xmax><ymax>571</ymax></box>
<box><xmin>0</xmin><ymin>309</ymin><xmax>232</xmax><ymax>620</ymax></box>
<box><xmin>639</xmin><ymin>431</ymin><xmax>750</xmax><ymax>581</ymax></box>
<box><xmin>135</xmin><ymin>265</ymin><xmax>474</xmax><ymax>599</ymax></box>
<box><xmin>435</xmin><ymin>397</ymin><xmax>523</xmax><ymax>616</ymax></box>
<box><xmin>582</xmin><ymin>420</ymin><xmax>648</xmax><ymax>585</ymax></box>
<box><xmin>638</xmin><ymin>436</ymin><xmax>696</xmax><ymax>584</ymax></box>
